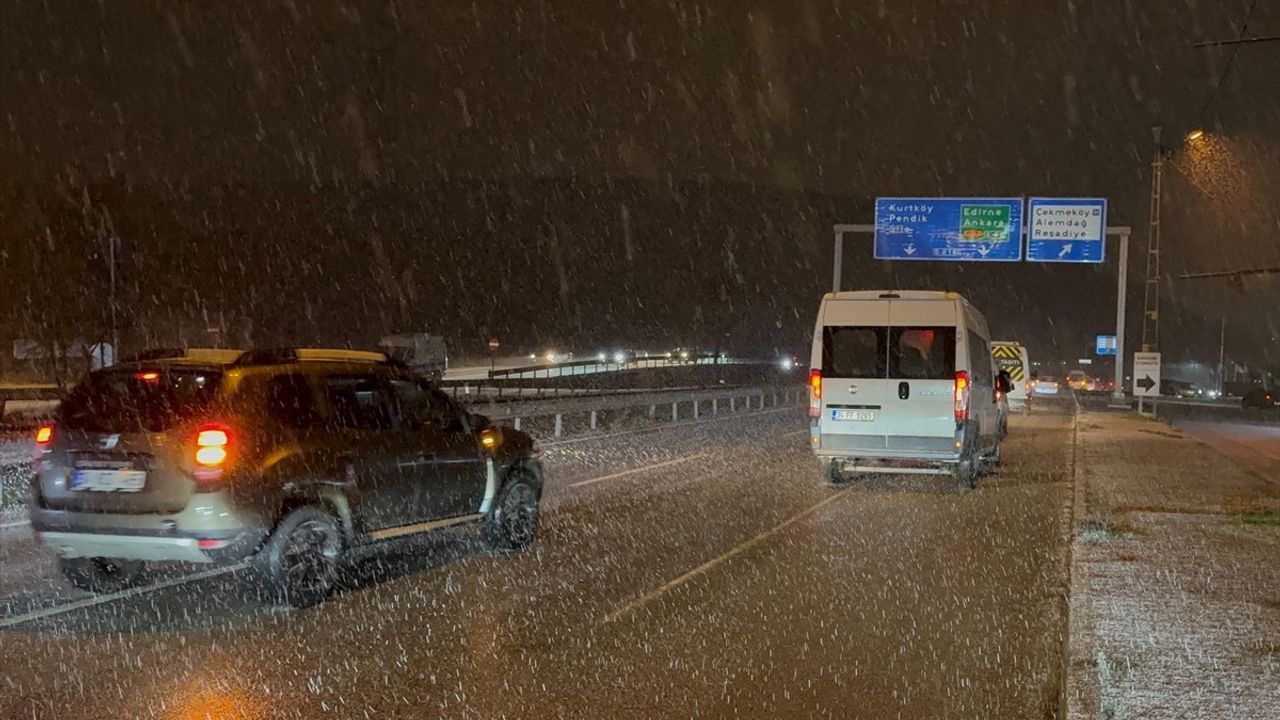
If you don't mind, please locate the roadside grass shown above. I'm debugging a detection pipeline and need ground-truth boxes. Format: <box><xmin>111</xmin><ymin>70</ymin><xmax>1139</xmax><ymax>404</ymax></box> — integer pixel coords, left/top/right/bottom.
<box><xmin>1230</xmin><ymin>509</ymin><xmax>1280</xmax><ymax>527</ymax></box>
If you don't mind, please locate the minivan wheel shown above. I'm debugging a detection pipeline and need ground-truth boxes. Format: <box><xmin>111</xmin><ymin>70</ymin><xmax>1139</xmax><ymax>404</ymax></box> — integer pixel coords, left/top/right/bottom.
<box><xmin>824</xmin><ymin>460</ymin><xmax>849</xmax><ymax>486</ymax></box>
<box><xmin>258</xmin><ymin>507</ymin><xmax>342</xmax><ymax>608</ymax></box>
<box><xmin>483</xmin><ymin>478</ymin><xmax>540</xmax><ymax>551</ymax></box>
<box><xmin>953</xmin><ymin>453</ymin><xmax>980</xmax><ymax>489</ymax></box>
<box><xmin>59</xmin><ymin>556</ymin><xmax>144</xmax><ymax>593</ymax></box>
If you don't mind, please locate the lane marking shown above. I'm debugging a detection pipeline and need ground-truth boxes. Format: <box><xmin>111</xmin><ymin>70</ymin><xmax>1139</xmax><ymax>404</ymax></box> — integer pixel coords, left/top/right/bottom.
<box><xmin>600</xmin><ymin>488</ymin><xmax>853</xmax><ymax>624</ymax></box>
<box><xmin>0</xmin><ymin>561</ymin><xmax>249</xmax><ymax>629</ymax></box>
<box><xmin>570</xmin><ymin>454</ymin><xmax>708</xmax><ymax>489</ymax></box>
<box><xmin>543</xmin><ymin>405</ymin><xmax>800</xmax><ymax>448</ymax></box>
<box><xmin>778</xmin><ymin>429</ymin><xmax>809</xmax><ymax>438</ymax></box>
<box><xmin>0</xmin><ymin>519</ymin><xmax>30</xmax><ymax>531</ymax></box>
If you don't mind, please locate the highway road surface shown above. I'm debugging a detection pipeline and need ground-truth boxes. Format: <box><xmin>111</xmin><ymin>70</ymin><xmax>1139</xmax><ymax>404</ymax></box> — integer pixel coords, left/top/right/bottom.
<box><xmin>1174</xmin><ymin>420</ymin><xmax>1280</xmax><ymax>480</ymax></box>
<box><xmin>1</xmin><ymin>402</ymin><xmax>1078</xmax><ymax>719</ymax></box>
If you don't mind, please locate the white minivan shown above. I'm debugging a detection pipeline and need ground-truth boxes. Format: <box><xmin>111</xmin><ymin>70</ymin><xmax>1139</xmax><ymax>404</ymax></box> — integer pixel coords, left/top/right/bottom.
<box><xmin>807</xmin><ymin>290</ymin><xmax>1005</xmax><ymax>487</ymax></box>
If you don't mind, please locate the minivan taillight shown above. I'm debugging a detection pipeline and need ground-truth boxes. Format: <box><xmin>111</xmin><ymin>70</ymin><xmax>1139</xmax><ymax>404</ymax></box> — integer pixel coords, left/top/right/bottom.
<box><xmin>954</xmin><ymin>371</ymin><xmax>970</xmax><ymax>423</ymax></box>
<box><xmin>808</xmin><ymin>369</ymin><xmax>822</xmax><ymax>418</ymax></box>
<box><xmin>194</xmin><ymin>424</ymin><xmax>231</xmax><ymax>483</ymax></box>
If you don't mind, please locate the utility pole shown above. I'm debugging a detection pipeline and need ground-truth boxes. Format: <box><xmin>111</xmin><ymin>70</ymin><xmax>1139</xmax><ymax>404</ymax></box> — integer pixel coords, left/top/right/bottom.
<box><xmin>1141</xmin><ymin>126</ymin><xmax>1163</xmax><ymax>353</ymax></box>
<box><xmin>108</xmin><ymin>236</ymin><xmax>119</xmax><ymax>362</ymax></box>
<box><xmin>1217</xmin><ymin>316</ymin><xmax>1226</xmax><ymax>395</ymax></box>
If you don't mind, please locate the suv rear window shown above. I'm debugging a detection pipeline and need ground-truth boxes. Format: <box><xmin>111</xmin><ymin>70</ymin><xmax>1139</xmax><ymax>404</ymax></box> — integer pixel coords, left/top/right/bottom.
<box><xmin>59</xmin><ymin>368</ymin><xmax>223</xmax><ymax>433</ymax></box>
<box><xmin>822</xmin><ymin>326</ymin><xmax>956</xmax><ymax>379</ymax></box>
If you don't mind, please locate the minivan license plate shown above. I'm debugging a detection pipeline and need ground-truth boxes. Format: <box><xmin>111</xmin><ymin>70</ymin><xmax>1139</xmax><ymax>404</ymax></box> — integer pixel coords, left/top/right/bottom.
<box><xmin>70</xmin><ymin>469</ymin><xmax>147</xmax><ymax>492</ymax></box>
<box><xmin>831</xmin><ymin>409</ymin><xmax>875</xmax><ymax>422</ymax></box>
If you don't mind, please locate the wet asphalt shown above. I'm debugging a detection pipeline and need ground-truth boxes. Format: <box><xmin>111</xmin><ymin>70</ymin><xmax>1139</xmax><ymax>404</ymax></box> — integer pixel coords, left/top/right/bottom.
<box><xmin>0</xmin><ymin>401</ymin><xmax>1077</xmax><ymax>719</ymax></box>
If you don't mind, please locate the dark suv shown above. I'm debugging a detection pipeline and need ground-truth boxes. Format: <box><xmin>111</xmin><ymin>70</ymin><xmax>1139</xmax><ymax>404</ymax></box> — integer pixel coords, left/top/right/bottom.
<box><xmin>30</xmin><ymin>348</ymin><xmax>543</xmax><ymax>606</ymax></box>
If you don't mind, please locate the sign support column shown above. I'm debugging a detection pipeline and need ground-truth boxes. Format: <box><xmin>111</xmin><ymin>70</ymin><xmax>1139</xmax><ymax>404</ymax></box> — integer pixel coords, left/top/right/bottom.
<box><xmin>1110</xmin><ymin>227</ymin><xmax>1130</xmax><ymax>408</ymax></box>
<box><xmin>832</xmin><ymin>224</ymin><xmax>873</xmax><ymax>292</ymax></box>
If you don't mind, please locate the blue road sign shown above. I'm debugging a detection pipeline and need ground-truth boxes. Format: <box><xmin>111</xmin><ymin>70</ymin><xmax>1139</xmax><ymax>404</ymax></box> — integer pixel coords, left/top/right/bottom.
<box><xmin>1026</xmin><ymin>197</ymin><xmax>1108</xmax><ymax>263</ymax></box>
<box><xmin>874</xmin><ymin>198</ymin><xmax>1024</xmax><ymax>262</ymax></box>
<box><xmin>1095</xmin><ymin>335</ymin><xmax>1117</xmax><ymax>356</ymax></box>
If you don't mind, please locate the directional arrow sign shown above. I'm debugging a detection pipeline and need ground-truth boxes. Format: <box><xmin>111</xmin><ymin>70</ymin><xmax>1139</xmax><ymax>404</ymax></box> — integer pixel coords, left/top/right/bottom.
<box><xmin>1133</xmin><ymin>352</ymin><xmax>1161</xmax><ymax>397</ymax></box>
<box><xmin>874</xmin><ymin>198</ymin><xmax>1024</xmax><ymax>262</ymax></box>
<box><xmin>1026</xmin><ymin>197</ymin><xmax>1107</xmax><ymax>263</ymax></box>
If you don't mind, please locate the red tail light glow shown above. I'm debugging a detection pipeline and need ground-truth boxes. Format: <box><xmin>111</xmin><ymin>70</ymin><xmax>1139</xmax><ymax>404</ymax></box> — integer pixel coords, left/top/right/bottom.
<box><xmin>954</xmin><ymin>371</ymin><xmax>970</xmax><ymax>423</ymax></box>
<box><xmin>808</xmin><ymin>369</ymin><xmax>822</xmax><ymax>418</ymax></box>
<box><xmin>134</xmin><ymin>371</ymin><xmax>160</xmax><ymax>383</ymax></box>
<box><xmin>35</xmin><ymin>424</ymin><xmax>54</xmax><ymax>445</ymax></box>
<box><xmin>194</xmin><ymin>425</ymin><xmax>231</xmax><ymax>483</ymax></box>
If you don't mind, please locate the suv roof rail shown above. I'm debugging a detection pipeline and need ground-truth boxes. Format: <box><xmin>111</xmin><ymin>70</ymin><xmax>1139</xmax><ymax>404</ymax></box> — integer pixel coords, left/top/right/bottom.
<box><xmin>233</xmin><ymin>348</ymin><xmax>391</xmax><ymax>367</ymax></box>
<box><xmin>122</xmin><ymin>348</ymin><xmax>246</xmax><ymax>364</ymax></box>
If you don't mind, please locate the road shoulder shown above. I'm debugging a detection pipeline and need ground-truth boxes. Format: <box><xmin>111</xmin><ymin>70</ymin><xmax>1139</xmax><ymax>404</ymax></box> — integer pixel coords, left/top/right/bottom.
<box><xmin>1067</xmin><ymin>411</ymin><xmax>1280</xmax><ymax>719</ymax></box>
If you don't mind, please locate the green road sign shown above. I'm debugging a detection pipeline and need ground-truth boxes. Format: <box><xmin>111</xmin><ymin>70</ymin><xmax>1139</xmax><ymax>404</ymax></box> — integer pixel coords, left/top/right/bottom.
<box><xmin>959</xmin><ymin>204</ymin><xmax>1012</xmax><ymax>242</ymax></box>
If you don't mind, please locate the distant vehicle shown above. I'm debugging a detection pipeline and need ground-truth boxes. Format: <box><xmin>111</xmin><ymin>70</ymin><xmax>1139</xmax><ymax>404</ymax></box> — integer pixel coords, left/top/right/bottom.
<box><xmin>1160</xmin><ymin>379</ymin><xmax>1198</xmax><ymax>398</ymax></box>
<box><xmin>1031</xmin><ymin>375</ymin><xmax>1061</xmax><ymax>396</ymax></box>
<box><xmin>30</xmin><ymin>347</ymin><xmax>543</xmax><ymax>606</ymax></box>
<box><xmin>990</xmin><ymin>341</ymin><xmax>1030</xmax><ymax>410</ymax></box>
<box><xmin>1066</xmin><ymin>370</ymin><xmax>1092</xmax><ymax>392</ymax></box>
<box><xmin>379</xmin><ymin>334</ymin><xmax>448</xmax><ymax>382</ymax></box>
<box><xmin>807</xmin><ymin>290</ymin><xmax>1003</xmax><ymax>489</ymax></box>
<box><xmin>1241</xmin><ymin>388</ymin><xmax>1276</xmax><ymax>409</ymax></box>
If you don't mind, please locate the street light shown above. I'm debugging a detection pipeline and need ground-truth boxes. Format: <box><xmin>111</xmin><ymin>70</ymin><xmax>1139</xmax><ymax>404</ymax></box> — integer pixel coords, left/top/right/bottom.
<box><xmin>1141</xmin><ymin>126</ymin><xmax>1208</xmax><ymax>356</ymax></box>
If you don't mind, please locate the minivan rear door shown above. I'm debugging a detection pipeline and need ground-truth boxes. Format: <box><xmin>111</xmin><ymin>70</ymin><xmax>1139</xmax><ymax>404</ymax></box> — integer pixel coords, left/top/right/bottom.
<box><xmin>817</xmin><ymin>300</ymin><xmax>894</xmax><ymax>443</ymax></box>
<box><xmin>885</xmin><ymin>299</ymin><xmax>959</xmax><ymax>442</ymax></box>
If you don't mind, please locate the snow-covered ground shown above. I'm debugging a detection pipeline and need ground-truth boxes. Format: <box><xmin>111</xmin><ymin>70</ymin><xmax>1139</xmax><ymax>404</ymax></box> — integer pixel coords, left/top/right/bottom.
<box><xmin>1068</xmin><ymin>412</ymin><xmax>1280</xmax><ymax>719</ymax></box>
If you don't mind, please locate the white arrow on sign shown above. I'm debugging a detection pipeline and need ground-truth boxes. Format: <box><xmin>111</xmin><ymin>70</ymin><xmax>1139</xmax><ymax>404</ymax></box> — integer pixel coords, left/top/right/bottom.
<box><xmin>977</xmin><ymin>245</ymin><xmax>992</xmax><ymax>257</ymax></box>
<box><xmin>904</xmin><ymin>244</ymin><xmax>916</xmax><ymax>256</ymax></box>
<box><xmin>1058</xmin><ymin>243</ymin><xmax>1073</xmax><ymax>258</ymax></box>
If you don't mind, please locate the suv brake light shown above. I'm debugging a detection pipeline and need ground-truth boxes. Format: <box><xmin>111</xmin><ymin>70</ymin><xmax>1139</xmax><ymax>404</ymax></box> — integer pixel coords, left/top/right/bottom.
<box><xmin>35</xmin><ymin>424</ymin><xmax>54</xmax><ymax>446</ymax></box>
<box><xmin>194</xmin><ymin>424</ymin><xmax>231</xmax><ymax>482</ymax></box>
<box><xmin>954</xmin><ymin>371</ymin><xmax>970</xmax><ymax>423</ymax></box>
<box><xmin>808</xmin><ymin>369</ymin><xmax>822</xmax><ymax>418</ymax></box>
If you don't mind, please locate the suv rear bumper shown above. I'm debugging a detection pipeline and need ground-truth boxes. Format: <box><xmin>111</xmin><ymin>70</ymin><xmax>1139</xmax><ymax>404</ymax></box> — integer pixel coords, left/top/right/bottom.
<box><xmin>37</xmin><ymin>531</ymin><xmax>236</xmax><ymax>563</ymax></box>
<box><xmin>31</xmin><ymin>511</ymin><xmax>266</xmax><ymax>564</ymax></box>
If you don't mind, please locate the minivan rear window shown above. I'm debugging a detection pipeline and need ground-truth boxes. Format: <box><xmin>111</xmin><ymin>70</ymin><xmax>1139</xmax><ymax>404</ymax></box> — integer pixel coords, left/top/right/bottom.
<box><xmin>822</xmin><ymin>326</ymin><xmax>957</xmax><ymax>380</ymax></box>
<box><xmin>822</xmin><ymin>327</ymin><xmax>887</xmax><ymax>378</ymax></box>
<box><xmin>59</xmin><ymin>368</ymin><xmax>223</xmax><ymax>433</ymax></box>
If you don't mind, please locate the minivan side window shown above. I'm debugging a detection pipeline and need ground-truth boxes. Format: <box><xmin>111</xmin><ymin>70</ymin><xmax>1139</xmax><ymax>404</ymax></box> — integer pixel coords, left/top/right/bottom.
<box><xmin>822</xmin><ymin>327</ymin><xmax>887</xmax><ymax>378</ymax></box>
<box><xmin>889</xmin><ymin>327</ymin><xmax>956</xmax><ymax>380</ymax></box>
<box><xmin>967</xmin><ymin>334</ymin><xmax>993</xmax><ymax>388</ymax></box>
<box><xmin>322</xmin><ymin>374</ymin><xmax>395</xmax><ymax>430</ymax></box>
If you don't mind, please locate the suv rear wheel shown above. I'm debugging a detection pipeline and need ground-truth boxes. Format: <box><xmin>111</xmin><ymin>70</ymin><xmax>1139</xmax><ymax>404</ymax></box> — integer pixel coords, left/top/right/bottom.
<box><xmin>59</xmin><ymin>556</ymin><xmax>144</xmax><ymax>593</ymax></box>
<box><xmin>257</xmin><ymin>506</ymin><xmax>342</xmax><ymax>607</ymax></box>
<box><xmin>483</xmin><ymin>477</ymin><xmax>539</xmax><ymax>550</ymax></box>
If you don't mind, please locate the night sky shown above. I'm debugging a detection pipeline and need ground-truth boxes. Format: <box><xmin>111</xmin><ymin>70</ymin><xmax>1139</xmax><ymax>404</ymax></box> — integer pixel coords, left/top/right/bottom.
<box><xmin>1</xmin><ymin>1</ymin><xmax>1277</xmax><ymax>369</ymax></box>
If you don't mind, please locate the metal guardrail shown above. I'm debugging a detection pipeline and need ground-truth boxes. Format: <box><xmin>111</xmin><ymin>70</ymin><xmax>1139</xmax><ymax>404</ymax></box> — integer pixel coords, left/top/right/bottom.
<box><xmin>482</xmin><ymin>385</ymin><xmax>806</xmax><ymax>439</ymax></box>
<box><xmin>484</xmin><ymin>355</ymin><xmax>776</xmax><ymax>381</ymax></box>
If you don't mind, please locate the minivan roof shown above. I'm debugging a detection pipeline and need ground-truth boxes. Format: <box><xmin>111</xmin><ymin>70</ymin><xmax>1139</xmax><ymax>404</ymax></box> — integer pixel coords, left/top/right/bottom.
<box><xmin>823</xmin><ymin>290</ymin><xmax>966</xmax><ymax>302</ymax></box>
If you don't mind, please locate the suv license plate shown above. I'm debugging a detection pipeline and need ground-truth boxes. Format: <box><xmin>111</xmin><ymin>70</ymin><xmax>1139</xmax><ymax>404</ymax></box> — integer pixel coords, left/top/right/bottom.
<box><xmin>831</xmin><ymin>409</ymin><xmax>875</xmax><ymax>422</ymax></box>
<box><xmin>70</xmin><ymin>469</ymin><xmax>147</xmax><ymax>492</ymax></box>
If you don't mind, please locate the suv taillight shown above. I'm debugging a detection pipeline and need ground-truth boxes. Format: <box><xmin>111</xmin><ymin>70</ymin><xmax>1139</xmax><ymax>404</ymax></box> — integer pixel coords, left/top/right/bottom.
<box><xmin>954</xmin><ymin>371</ymin><xmax>970</xmax><ymax>423</ymax></box>
<box><xmin>808</xmin><ymin>369</ymin><xmax>822</xmax><ymax>418</ymax></box>
<box><xmin>194</xmin><ymin>424</ymin><xmax>231</xmax><ymax>483</ymax></box>
<box><xmin>34</xmin><ymin>423</ymin><xmax>54</xmax><ymax>462</ymax></box>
